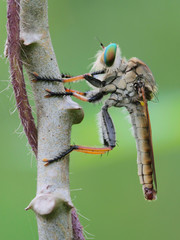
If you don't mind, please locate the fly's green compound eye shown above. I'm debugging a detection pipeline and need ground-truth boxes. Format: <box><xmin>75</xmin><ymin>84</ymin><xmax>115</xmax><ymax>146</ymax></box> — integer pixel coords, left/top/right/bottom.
<box><xmin>104</xmin><ymin>43</ymin><xmax>117</xmax><ymax>67</ymax></box>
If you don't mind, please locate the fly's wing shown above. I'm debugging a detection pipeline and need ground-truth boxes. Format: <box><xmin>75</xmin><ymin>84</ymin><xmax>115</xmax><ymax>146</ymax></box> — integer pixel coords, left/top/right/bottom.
<box><xmin>141</xmin><ymin>87</ymin><xmax>157</xmax><ymax>192</ymax></box>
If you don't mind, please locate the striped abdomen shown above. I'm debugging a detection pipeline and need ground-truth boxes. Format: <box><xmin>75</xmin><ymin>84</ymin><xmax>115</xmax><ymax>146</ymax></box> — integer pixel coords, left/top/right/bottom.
<box><xmin>127</xmin><ymin>102</ymin><xmax>157</xmax><ymax>200</ymax></box>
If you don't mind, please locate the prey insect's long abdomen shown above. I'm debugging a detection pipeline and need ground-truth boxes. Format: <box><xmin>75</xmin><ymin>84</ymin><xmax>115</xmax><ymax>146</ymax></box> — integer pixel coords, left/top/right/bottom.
<box><xmin>127</xmin><ymin>102</ymin><xmax>157</xmax><ymax>200</ymax></box>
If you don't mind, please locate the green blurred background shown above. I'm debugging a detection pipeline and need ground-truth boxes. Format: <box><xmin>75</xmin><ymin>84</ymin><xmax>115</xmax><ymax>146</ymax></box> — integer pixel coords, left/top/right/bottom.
<box><xmin>0</xmin><ymin>0</ymin><xmax>180</xmax><ymax>239</ymax></box>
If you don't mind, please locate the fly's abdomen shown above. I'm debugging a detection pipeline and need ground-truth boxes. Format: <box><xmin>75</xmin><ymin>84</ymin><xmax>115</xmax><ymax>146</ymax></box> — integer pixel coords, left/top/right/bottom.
<box><xmin>127</xmin><ymin>103</ymin><xmax>157</xmax><ymax>200</ymax></box>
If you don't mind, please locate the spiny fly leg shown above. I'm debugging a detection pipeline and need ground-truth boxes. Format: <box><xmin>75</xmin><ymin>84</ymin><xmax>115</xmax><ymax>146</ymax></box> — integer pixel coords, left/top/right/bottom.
<box><xmin>32</xmin><ymin>72</ymin><xmax>78</xmax><ymax>84</ymax></box>
<box><xmin>83</xmin><ymin>75</ymin><xmax>106</xmax><ymax>88</ymax></box>
<box><xmin>32</xmin><ymin>72</ymin><xmax>62</xmax><ymax>83</ymax></box>
<box><xmin>65</xmin><ymin>88</ymin><xmax>87</xmax><ymax>96</ymax></box>
<box><xmin>100</xmin><ymin>106</ymin><xmax>116</xmax><ymax>148</ymax></box>
<box><xmin>43</xmin><ymin>145</ymin><xmax>112</xmax><ymax>166</ymax></box>
<box><xmin>43</xmin><ymin>145</ymin><xmax>78</xmax><ymax>166</ymax></box>
<box><xmin>33</xmin><ymin>70</ymin><xmax>106</xmax><ymax>85</ymax></box>
<box><xmin>88</xmin><ymin>92</ymin><xmax>104</xmax><ymax>102</ymax></box>
<box><xmin>44</xmin><ymin>89</ymin><xmax>73</xmax><ymax>98</ymax></box>
<box><xmin>85</xmin><ymin>84</ymin><xmax>116</xmax><ymax>103</ymax></box>
<box><xmin>91</xmin><ymin>69</ymin><xmax>106</xmax><ymax>76</ymax></box>
<box><xmin>61</xmin><ymin>73</ymin><xmax>73</xmax><ymax>78</ymax></box>
<box><xmin>45</xmin><ymin>88</ymin><xmax>91</xmax><ymax>102</ymax></box>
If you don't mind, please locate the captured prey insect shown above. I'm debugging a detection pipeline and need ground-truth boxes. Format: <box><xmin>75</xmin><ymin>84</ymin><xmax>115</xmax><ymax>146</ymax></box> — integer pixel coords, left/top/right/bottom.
<box><xmin>33</xmin><ymin>42</ymin><xmax>157</xmax><ymax>200</ymax></box>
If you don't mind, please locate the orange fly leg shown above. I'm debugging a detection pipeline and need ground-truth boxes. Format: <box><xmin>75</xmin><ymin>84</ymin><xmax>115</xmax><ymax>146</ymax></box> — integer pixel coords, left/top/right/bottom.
<box><xmin>65</xmin><ymin>88</ymin><xmax>86</xmax><ymax>96</ymax></box>
<box><xmin>43</xmin><ymin>145</ymin><xmax>112</xmax><ymax>166</ymax></box>
<box><xmin>71</xmin><ymin>93</ymin><xmax>89</xmax><ymax>102</ymax></box>
<box><xmin>45</xmin><ymin>88</ymin><xmax>89</xmax><ymax>102</ymax></box>
<box><xmin>65</xmin><ymin>88</ymin><xmax>89</xmax><ymax>101</ymax></box>
<box><xmin>74</xmin><ymin>145</ymin><xmax>112</xmax><ymax>154</ymax></box>
<box><xmin>32</xmin><ymin>72</ymin><xmax>91</xmax><ymax>83</ymax></box>
<box><xmin>32</xmin><ymin>72</ymin><xmax>39</xmax><ymax>82</ymax></box>
<box><xmin>62</xmin><ymin>73</ymin><xmax>91</xmax><ymax>83</ymax></box>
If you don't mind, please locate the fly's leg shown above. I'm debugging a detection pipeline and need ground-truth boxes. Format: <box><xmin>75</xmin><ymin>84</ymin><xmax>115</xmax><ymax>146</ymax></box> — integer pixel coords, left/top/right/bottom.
<box><xmin>83</xmin><ymin>75</ymin><xmax>106</xmax><ymax>88</ymax></box>
<box><xmin>32</xmin><ymin>70</ymin><xmax>105</xmax><ymax>87</ymax></box>
<box><xmin>43</xmin><ymin>145</ymin><xmax>112</xmax><ymax>166</ymax></box>
<box><xmin>32</xmin><ymin>71</ymin><xmax>109</xmax><ymax>102</ymax></box>
<box><xmin>32</xmin><ymin>72</ymin><xmax>63</xmax><ymax>83</ymax></box>
<box><xmin>61</xmin><ymin>73</ymin><xmax>73</xmax><ymax>78</ymax></box>
<box><xmin>45</xmin><ymin>88</ymin><xmax>105</xmax><ymax>103</ymax></box>
<box><xmin>44</xmin><ymin>82</ymin><xmax>117</xmax><ymax>103</ymax></box>
<box><xmin>45</xmin><ymin>88</ymin><xmax>89</xmax><ymax>102</ymax></box>
<box><xmin>33</xmin><ymin>71</ymin><xmax>117</xmax><ymax>165</ymax></box>
<box><xmin>43</xmin><ymin>105</ymin><xmax>116</xmax><ymax>166</ymax></box>
<box><xmin>100</xmin><ymin>106</ymin><xmax>116</xmax><ymax>148</ymax></box>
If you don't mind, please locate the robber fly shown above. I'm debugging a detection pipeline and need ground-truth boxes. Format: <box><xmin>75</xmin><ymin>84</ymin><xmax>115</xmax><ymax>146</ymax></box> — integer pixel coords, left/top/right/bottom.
<box><xmin>33</xmin><ymin>42</ymin><xmax>157</xmax><ymax>200</ymax></box>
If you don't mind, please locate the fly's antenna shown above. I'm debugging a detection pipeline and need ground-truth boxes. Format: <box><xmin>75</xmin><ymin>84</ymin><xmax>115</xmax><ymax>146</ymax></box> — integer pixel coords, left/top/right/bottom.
<box><xmin>100</xmin><ymin>42</ymin><xmax>105</xmax><ymax>49</ymax></box>
<box><xmin>95</xmin><ymin>36</ymin><xmax>105</xmax><ymax>49</ymax></box>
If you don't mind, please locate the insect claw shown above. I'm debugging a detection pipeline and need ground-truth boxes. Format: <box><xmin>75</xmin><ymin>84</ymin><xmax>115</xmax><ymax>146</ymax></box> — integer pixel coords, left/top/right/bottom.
<box><xmin>45</xmin><ymin>89</ymin><xmax>51</xmax><ymax>93</ymax></box>
<box><xmin>31</xmin><ymin>79</ymin><xmax>37</xmax><ymax>83</ymax></box>
<box><xmin>31</xmin><ymin>72</ymin><xmax>39</xmax><ymax>82</ymax></box>
<box><xmin>32</xmin><ymin>71</ymin><xmax>39</xmax><ymax>77</ymax></box>
<box><xmin>43</xmin><ymin>158</ymin><xmax>48</xmax><ymax>162</ymax></box>
<box><xmin>44</xmin><ymin>162</ymin><xmax>49</xmax><ymax>166</ymax></box>
<box><xmin>43</xmin><ymin>158</ymin><xmax>50</xmax><ymax>166</ymax></box>
<box><xmin>44</xmin><ymin>89</ymin><xmax>54</xmax><ymax>98</ymax></box>
<box><xmin>44</xmin><ymin>94</ymin><xmax>52</xmax><ymax>98</ymax></box>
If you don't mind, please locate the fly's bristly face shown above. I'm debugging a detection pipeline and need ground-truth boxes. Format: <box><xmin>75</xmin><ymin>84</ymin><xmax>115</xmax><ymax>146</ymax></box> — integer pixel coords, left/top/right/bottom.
<box><xmin>91</xmin><ymin>43</ymin><xmax>122</xmax><ymax>80</ymax></box>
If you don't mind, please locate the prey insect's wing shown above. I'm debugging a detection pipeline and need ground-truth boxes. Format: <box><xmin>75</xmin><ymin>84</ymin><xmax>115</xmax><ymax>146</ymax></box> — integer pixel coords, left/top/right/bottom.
<box><xmin>141</xmin><ymin>87</ymin><xmax>157</xmax><ymax>191</ymax></box>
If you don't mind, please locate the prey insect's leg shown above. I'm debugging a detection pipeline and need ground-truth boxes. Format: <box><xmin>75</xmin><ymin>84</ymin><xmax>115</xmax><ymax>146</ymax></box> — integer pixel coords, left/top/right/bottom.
<box><xmin>43</xmin><ymin>145</ymin><xmax>112</xmax><ymax>166</ymax></box>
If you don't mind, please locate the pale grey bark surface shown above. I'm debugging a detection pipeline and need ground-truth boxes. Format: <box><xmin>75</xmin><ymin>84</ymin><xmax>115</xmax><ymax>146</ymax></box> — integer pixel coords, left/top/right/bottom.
<box><xmin>19</xmin><ymin>0</ymin><xmax>84</xmax><ymax>239</ymax></box>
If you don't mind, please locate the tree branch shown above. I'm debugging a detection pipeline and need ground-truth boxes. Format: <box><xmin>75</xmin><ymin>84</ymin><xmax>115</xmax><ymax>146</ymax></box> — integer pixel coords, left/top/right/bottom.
<box><xmin>6</xmin><ymin>0</ymin><xmax>85</xmax><ymax>239</ymax></box>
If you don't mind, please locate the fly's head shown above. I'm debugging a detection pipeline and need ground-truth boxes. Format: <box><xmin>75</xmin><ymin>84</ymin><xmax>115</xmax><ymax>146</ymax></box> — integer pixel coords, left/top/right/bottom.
<box><xmin>91</xmin><ymin>43</ymin><xmax>122</xmax><ymax>80</ymax></box>
<box><xmin>127</xmin><ymin>57</ymin><xmax>157</xmax><ymax>102</ymax></box>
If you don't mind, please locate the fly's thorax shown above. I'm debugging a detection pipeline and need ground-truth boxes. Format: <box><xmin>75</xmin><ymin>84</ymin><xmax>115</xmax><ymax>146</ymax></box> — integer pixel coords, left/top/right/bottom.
<box><xmin>109</xmin><ymin>73</ymin><xmax>140</xmax><ymax>106</ymax></box>
<box><xmin>127</xmin><ymin>57</ymin><xmax>157</xmax><ymax>101</ymax></box>
<box><xmin>109</xmin><ymin>62</ymin><xmax>145</xmax><ymax>106</ymax></box>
